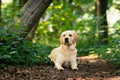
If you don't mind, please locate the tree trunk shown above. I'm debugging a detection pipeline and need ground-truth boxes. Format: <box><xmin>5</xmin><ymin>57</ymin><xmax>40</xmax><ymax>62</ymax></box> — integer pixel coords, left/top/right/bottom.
<box><xmin>95</xmin><ymin>0</ymin><xmax>108</xmax><ymax>44</ymax></box>
<box><xmin>14</xmin><ymin>0</ymin><xmax>53</xmax><ymax>39</ymax></box>
<box><xmin>25</xmin><ymin>21</ymin><xmax>39</xmax><ymax>40</ymax></box>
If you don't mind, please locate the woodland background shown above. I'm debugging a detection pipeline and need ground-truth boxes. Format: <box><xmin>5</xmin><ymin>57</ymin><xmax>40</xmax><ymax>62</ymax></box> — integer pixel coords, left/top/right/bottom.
<box><xmin>0</xmin><ymin>0</ymin><xmax>120</xmax><ymax>69</ymax></box>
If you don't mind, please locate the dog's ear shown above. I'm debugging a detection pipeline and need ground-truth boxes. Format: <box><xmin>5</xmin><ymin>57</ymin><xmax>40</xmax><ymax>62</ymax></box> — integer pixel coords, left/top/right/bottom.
<box><xmin>59</xmin><ymin>34</ymin><xmax>63</xmax><ymax>44</ymax></box>
<box><xmin>73</xmin><ymin>31</ymin><xmax>78</xmax><ymax>43</ymax></box>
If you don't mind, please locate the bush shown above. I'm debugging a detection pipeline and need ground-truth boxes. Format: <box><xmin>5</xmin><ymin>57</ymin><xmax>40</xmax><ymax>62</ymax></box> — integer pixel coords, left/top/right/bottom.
<box><xmin>106</xmin><ymin>41</ymin><xmax>120</xmax><ymax>68</ymax></box>
<box><xmin>95</xmin><ymin>40</ymin><xmax>120</xmax><ymax>69</ymax></box>
<box><xmin>0</xmin><ymin>26</ymin><xmax>53</xmax><ymax>67</ymax></box>
<box><xmin>0</xmin><ymin>28</ymin><xmax>33</xmax><ymax>65</ymax></box>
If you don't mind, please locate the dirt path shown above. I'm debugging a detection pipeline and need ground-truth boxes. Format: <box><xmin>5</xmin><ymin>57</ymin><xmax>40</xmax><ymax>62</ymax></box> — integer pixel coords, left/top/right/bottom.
<box><xmin>0</xmin><ymin>56</ymin><xmax>120</xmax><ymax>80</ymax></box>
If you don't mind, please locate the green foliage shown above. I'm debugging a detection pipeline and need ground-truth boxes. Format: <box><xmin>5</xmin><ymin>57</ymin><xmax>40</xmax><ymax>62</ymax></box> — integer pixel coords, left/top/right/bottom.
<box><xmin>36</xmin><ymin>0</ymin><xmax>95</xmax><ymax>47</ymax></box>
<box><xmin>95</xmin><ymin>21</ymin><xmax>120</xmax><ymax>68</ymax></box>
<box><xmin>0</xmin><ymin>17</ymin><xmax>53</xmax><ymax>67</ymax></box>
<box><xmin>0</xmin><ymin>26</ymin><xmax>53</xmax><ymax>67</ymax></box>
<box><xmin>1</xmin><ymin>1</ymin><xmax>53</xmax><ymax>67</ymax></box>
<box><xmin>0</xmin><ymin>28</ymin><xmax>35</xmax><ymax>66</ymax></box>
<box><xmin>35</xmin><ymin>44</ymin><xmax>53</xmax><ymax>65</ymax></box>
<box><xmin>1</xmin><ymin>0</ymin><xmax>120</xmax><ymax>69</ymax></box>
<box><xmin>35</xmin><ymin>0</ymin><xmax>120</xmax><ymax>69</ymax></box>
<box><xmin>95</xmin><ymin>41</ymin><xmax>120</xmax><ymax>69</ymax></box>
<box><xmin>108</xmin><ymin>42</ymin><xmax>120</xmax><ymax>68</ymax></box>
<box><xmin>1</xmin><ymin>0</ymin><xmax>20</xmax><ymax>19</ymax></box>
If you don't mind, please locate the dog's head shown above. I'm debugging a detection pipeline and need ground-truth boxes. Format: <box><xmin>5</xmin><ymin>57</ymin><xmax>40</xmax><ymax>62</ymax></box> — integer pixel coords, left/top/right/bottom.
<box><xmin>60</xmin><ymin>30</ymin><xmax>78</xmax><ymax>45</ymax></box>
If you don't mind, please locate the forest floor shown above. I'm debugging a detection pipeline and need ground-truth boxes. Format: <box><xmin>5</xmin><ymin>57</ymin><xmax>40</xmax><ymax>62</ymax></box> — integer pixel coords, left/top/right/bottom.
<box><xmin>0</xmin><ymin>55</ymin><xmax>120</xmax><ymax>80</ymax></box>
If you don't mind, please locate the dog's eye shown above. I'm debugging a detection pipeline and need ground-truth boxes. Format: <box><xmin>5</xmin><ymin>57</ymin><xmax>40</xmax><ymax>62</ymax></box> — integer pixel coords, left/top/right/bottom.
<box><xmin>69</xmin><ymin>34</ymin><xmax>72</xmax><ymax>37</ymax></box>
<box><xmin>63</xmin><ymin>34</ymin><xmax>65</xmax><ymax>37</ymax></box>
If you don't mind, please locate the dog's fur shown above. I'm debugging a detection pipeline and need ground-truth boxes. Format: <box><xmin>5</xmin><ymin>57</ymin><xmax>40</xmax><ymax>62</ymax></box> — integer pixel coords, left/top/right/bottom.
<box><xmin>48</xmin><ymin>30</ymin><xmax>78</xmax><ymax>70</ymax></box>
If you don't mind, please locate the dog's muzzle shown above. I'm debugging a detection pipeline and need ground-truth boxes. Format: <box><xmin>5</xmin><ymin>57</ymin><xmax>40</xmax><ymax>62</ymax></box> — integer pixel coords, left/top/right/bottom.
<box><xmin>65</xmin><ymin>38</ymin><xmax>69</xmax><ymax>44</ymax></box>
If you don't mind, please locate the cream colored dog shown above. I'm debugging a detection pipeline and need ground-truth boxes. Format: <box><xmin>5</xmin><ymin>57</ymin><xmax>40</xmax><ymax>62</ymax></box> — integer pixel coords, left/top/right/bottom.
<box><xmin>48</xmin><ymin>30</ymin><xmax>78</xmax><ymax>70</ymax></box>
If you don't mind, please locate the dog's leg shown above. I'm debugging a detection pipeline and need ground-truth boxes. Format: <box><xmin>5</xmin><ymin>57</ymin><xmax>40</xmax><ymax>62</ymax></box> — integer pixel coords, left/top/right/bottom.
<box><xmin>54</xmin><ymin>61</ymin><xmax>64</xmax><ymax>70</ymax></box>
<box><xmin>70</xmin><ymin>59</ymin><xmax>78</xmax><ymax>70</ymax></box>
<box><xmin>53</xmin><ymin>52</ymin><xmax>65</xmax><ymax>70</ymax></box>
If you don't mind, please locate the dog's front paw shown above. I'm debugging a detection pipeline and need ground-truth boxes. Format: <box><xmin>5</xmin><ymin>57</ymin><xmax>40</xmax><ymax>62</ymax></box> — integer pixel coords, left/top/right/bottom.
<box><xmin>54</xmin><ymin>66</ymin><xmax>64</xmax><ymax>71</ymax></box>
<box><xmin>71</xmin><ymin>67</ymin><xmax>78</xmax><ymax>71</ymax></box>
<box><xmin>71</xmin><ymin>62</ymin><xmax>78</xmax><ymax>70</ymax></box>
<box><xmin>57</xmin><ymin>67</ymin><xmax>64</xmax><ymax>71</ymax></box>
<box><xmin>72</xmin><ymin>68</ymin><xmax>78</xmax><ymax>71</ymax></box>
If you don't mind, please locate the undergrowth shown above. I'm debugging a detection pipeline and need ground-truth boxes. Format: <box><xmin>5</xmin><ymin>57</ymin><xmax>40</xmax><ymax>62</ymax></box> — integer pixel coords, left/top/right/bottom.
<box><xmin>0</xmin><ymin>27</ymin><xmax>53</xmax><ymax>68</ymax></box>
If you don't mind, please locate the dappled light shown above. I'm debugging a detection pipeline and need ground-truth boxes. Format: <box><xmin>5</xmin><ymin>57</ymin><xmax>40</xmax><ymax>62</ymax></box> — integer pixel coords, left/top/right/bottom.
<box><xmin>77</xmin><ymin>54</ymin><xmax>99</xmax><ymax>63</ymax></box>
<box><xmin>1</xmin><ymin>0</ymin><xmax>12</xmax><ymax>8</ymax></box>
<box><xmin>0</xmin><ymin>0</ymin><xmax>120</xmax><ymax>79</ymax></box>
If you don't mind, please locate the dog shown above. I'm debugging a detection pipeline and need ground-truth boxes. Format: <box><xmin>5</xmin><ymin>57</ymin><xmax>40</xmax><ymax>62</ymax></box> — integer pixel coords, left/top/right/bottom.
<box><xmin>48</xmin><ymin>30</ymin><xmax>78</xmax><ymax>70</ymax></box>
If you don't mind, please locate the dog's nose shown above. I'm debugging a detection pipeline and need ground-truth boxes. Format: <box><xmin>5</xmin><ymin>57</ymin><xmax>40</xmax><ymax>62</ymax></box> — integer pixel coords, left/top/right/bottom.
<box><xmin>65</xmin><ymin>38</ymin><xmax>68</xmax><ymax>43</ymax></box>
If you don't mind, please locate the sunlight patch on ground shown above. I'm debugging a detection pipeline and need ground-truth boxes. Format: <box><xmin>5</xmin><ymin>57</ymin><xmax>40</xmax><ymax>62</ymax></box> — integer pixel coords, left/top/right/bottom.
<box><xmin>78</xmin><ymin>53</ymin><xmax>98</xmax><ymax>59</ymax></box>
<box><xmin>88</xmin><ymin>54</ymin><xmax>98</xmax><ymax>63</ymax></box>
<box><xmin>106</xmin><ymin>76</ymin><xmax>120</xmax><ymax>80</ymax></box>
<box><xmin>88</xmin><ymin>53</ymin><xmax>98</xmax><ymax>58</ymax></box>
<box><xmin>77</xmin><ymin>54</ymin><xmax>99</xmax><ymax>63</ymax></box>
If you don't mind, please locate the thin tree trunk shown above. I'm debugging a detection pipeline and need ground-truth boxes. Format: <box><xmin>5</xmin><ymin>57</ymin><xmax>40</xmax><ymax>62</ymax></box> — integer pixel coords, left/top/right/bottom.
<box><xmin>95</xmin><ymin>0</ymin><xmax>108</xmax><ymax>44</ymax></box>
<box><xmin>25</xmin><ymin>21</ymin><xmax>39</xmax><ymax>40</ymax></box>
<box><xmin>14</xmin><ymin>0</ymin><xmax>53</xmax><ymax>39</ymax></box>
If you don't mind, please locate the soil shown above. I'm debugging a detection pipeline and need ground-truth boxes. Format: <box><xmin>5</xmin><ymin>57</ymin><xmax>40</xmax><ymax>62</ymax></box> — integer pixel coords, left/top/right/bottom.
<box><xmin>0</xmin><ymin>56</ymin><xmax>120</xmax><ymax>80</ymax></box>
